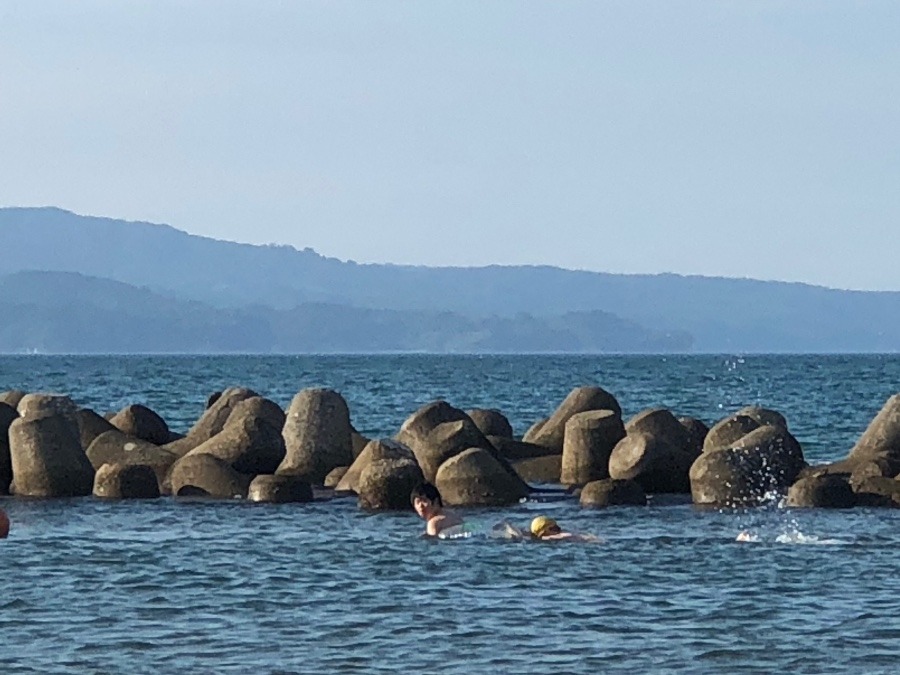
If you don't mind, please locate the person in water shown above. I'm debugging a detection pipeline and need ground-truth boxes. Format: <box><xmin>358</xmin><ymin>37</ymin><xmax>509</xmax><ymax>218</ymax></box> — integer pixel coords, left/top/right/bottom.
<box><xmin>411</xmin><ymin>482</ymin><xmax>464</xmax><ymax>537</ymax></box>
<box><xmin>0</xmin><ymin>507</ymin><xmax>9</xmax><ymax>539</ymax></box>
<box><xmin>529</xmin><ymin>515</ymin><xmax>600</xmax><ymax>542</ymax></box>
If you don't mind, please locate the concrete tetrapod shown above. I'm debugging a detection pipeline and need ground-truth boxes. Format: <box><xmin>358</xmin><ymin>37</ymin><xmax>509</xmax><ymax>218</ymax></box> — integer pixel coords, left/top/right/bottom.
<box><xmin>109</xmin><ymin>404</ymin><xmax>171</xmax><ymax>446</ymax></box>
<box><xmin>93</xmin><ymin>463</ymin><xmax>161</xmax><ymax>499</ymax></box>
<box><xmin>278</xmin><ymin>389</ymin><xmax>353</xmax><ymax>484</ymax></box>
<box><xmin>523</xmin><ymin>386</ymin><xmax>622</xmax><ymax>453</ymax></box>
<box><xmin>560</xmin><ymin>410</ymin><xmax>625</xmax><ymax>486</ymax></box>
<box><xmin>435</xmin><ymin>447</ymin><xmax>529</xmax><ymax>507</ymax></box>
<box><xmin>9</xmin><ymin>414</ymin><xmax>94</xmax><ymax>497</ymax></box>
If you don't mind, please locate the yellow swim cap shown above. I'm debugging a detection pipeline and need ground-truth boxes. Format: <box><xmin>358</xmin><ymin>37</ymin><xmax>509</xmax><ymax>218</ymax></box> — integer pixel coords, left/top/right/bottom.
<box><xmin>531</xmin><ymin>516</ymin><xmax>558</xmax><ymax>538</ymax></box>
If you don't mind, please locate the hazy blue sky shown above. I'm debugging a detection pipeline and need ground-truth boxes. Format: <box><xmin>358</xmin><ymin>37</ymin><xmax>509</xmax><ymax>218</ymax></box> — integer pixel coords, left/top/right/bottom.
<box><xmin>2</xmin><ymin>1</ymin><xmax>898</xmax><ymax>290</ymax></box>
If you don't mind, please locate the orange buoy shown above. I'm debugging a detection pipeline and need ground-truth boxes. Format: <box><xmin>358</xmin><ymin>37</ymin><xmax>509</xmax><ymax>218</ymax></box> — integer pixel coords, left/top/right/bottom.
<box><xmin>0</xmin><ymin>508</ymin><xmax>9</xmax><ymax>539</ymax></box>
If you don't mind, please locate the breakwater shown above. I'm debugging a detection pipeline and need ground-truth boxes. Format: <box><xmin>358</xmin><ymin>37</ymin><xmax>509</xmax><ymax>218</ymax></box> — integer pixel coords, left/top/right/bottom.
<box><xmin>2</xmin><ymin>354</ymin><xmax>900</xmax><ymax>673</ymax></box>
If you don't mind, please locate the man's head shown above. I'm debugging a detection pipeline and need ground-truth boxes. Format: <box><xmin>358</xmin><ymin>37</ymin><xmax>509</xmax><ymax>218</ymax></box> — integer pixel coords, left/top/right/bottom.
<box><xmin>530</xmin><ymin>516</ymin><xmax>561</xmax><ymax>539</ymax></box>
<box><xmin>411</xmin><ymin>482</ymin><xmax>443</xmax><ymax>519</ymax></box>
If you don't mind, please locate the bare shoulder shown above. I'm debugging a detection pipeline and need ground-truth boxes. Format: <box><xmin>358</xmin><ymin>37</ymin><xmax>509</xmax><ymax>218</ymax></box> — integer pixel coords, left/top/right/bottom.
<box><xmin>425</xmin><ymin>516</ymin><xmax>444</xmax><ymax>537</ymax></box>
<box><xmin>426</xmin><ymin>511</ymin><xmax>464</xmax><ymax>536</ymax></box>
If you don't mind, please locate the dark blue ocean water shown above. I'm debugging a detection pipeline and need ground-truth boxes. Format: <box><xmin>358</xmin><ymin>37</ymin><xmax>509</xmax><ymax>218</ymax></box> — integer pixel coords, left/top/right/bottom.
<box><xmin>2</xmin><ymin>354</ymin><xmax>900</xmax><ymax>673</ymax></box>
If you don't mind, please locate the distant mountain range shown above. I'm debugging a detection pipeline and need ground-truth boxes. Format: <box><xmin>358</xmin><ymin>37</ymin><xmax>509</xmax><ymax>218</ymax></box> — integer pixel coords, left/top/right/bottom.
<box><xmin>0</xmin><ymin>270</ymin><xmax>687</xmax><ymax>353</ymax></box>
<box><xmin>0</xmin><ymin>206</ymin><xmax>898</xmax><ymax>353</ymax></box>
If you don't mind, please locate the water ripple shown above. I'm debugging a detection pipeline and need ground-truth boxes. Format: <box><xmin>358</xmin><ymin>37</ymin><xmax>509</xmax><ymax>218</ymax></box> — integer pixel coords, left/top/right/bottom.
<box><xmin>3</xmin><ymin>355</ymin><xmax>900</xmax><ymax>672</ymax></box>
<box><xmin>2</xmin><ymin>495</ymin><xmax>899</xmax><ymax>673</ymax></box>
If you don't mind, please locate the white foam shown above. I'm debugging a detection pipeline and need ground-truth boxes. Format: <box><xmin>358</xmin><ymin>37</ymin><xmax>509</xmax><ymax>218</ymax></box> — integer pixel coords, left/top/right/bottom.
<box><xmin>774</xmin><ymin>531</ymin><xmax>846</xmax><ymax>545</ymax></box>
<box><xmin>737</xmin><ymin>529</ymin><xmax>846</xmax><ymax>545</ymax></box>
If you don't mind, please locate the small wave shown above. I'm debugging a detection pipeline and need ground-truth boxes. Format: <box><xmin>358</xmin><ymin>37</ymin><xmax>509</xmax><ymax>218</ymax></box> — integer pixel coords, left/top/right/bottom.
<box><xmin>735</xmin><ymin>530</ymin><xmax>848</xmax><ymax>545</ymax></box>
<box><xmin>436</xmin><ymin>524</ymin><xmax>476</xmax><ymax>540</ymax></box>
<box><xmin>437</xmin><ymin>530</ymin><xmax>475</xmax><ymax>540</ymax></box>
<box><xmin>773</xmin><ymin>532</ymin><xmax>847</xmax><ymax>545</ymax></box>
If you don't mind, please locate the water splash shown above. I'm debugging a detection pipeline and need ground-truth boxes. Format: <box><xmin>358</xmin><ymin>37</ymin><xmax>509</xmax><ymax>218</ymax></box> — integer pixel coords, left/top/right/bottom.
<box><xmin>733</xmin><ymin>493</ymin><xmax>849</xmax><ymax>545</ymax></box>
<box><xmin>773</xmin><ymin>531</ymin><xmax>846</xmax><ymax>545</ymax></box>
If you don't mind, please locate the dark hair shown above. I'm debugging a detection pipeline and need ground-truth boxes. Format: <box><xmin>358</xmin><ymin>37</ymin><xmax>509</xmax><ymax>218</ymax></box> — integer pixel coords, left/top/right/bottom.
<box><xmin>410</xmin><ymin>482</ymin><xmax>443</xmax><ymax>507</ymax></box>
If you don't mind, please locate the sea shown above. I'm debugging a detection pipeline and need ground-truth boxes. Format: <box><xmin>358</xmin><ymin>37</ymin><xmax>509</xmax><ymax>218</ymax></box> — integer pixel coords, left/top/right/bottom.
<box><xmin>1</xmin><ymin>354</ymin><xmax>899</xmax><ymax>674</ymax></box>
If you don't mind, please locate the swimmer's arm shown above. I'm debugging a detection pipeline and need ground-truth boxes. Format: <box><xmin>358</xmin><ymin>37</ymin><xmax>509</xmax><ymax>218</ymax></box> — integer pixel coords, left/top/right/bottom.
<box><xmin>576</xmin><ymin>533</ymin><xmax>602</xmax><ymax>543</ymax></box>
<box><xmin>544</xmin><ymin>532</ymin><xmax>602</xmax><ymax>542</ymax></box>
<box><xmin>425</xmin><ymin>517</ymin><xmax>443</xmax><ymax>537</ymax></box>
<box><xmin>502</xmin><ymin>522</ymin><xmax>526</xmax><ymax>538</ymax></box>
<box><xmin>560</xmin><ymin>532</ymin><xmax>602</xmax><ymax>543</ymax></box>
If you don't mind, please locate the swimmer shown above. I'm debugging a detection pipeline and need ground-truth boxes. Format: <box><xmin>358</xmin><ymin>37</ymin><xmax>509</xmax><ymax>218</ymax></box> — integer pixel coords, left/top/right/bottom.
<box><xmin>490</xmin><ymin>520</ymin><xmax>528</xmax><ymax>539</ymax></box>
<box><xmin>411</xmin><ymin>483</ymin><xmax>464</xmax><ymax>537</ymax></box>
<box><xmin>0</xmin><ymin>507</ymin><xmax>9</xmax><ymax>539</ymax></box>
<box><xmin>736</xmin><ymin>530</ymin><xmax>757</xmax><ymax>542</ymax></box>
<box><xmin>530</xmin><ymin>516</ymin><xmax>600</xmax><ymax>543</ymax></box>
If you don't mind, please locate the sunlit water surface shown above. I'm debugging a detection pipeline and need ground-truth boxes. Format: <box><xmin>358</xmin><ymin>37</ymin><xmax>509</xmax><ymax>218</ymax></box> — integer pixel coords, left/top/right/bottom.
<box><xmin>2</xmin><ymin>354</ymin><xmax>899</xmax><ymax>673</ymax></box>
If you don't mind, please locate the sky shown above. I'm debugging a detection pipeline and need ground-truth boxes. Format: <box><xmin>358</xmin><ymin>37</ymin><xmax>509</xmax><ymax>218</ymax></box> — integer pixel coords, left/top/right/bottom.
<box><xmin>1</xmin><ymin>1</ymin><xmax>898</xmax><ymax>290</ymax></box>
